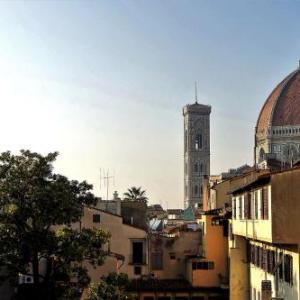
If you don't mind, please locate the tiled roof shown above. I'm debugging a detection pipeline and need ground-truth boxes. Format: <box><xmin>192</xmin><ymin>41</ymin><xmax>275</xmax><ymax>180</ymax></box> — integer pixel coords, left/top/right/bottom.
<box><xmin>256</xmin><ymin>68</ymin><xmax>300</xmax><ymax>136</ymax></box>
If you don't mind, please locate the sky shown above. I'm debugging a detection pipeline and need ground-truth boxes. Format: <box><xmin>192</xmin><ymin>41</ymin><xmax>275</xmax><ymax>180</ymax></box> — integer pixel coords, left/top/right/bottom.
<box><xmin>0</xmin><ymin>0</ymin><xmax>300</xmax><ymax>208</ymax></box>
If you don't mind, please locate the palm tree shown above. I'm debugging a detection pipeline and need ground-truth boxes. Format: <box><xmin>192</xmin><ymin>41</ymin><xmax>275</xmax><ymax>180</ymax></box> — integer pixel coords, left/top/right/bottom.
<box><xmin>123</xmin><ymin>186</ymin><xmax>148</xmax><ymax>203</ymax></box>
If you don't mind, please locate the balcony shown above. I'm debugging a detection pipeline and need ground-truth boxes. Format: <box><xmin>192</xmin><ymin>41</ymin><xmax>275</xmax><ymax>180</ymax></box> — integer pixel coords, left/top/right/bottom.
<box><xmin>232</xmin><ymin>219</ymin><xmax>272</xmax><ymax>243</ymax></box>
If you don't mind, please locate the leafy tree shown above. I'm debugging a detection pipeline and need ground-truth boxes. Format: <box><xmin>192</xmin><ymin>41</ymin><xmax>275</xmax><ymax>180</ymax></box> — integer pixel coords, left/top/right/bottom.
<box><xmin>123</xmin><ymin>186</ymin><xmax>148</xmax><ymax>203</ymax></box>
<box><xmin>0</xmin><ymin>150</ymin><xmax>110</xmax><ymax>299</ymax></box>
<box><xmin>86</xmin><ymin>272</ymin><xmax>134</xmax><ymax>300</ymax></box>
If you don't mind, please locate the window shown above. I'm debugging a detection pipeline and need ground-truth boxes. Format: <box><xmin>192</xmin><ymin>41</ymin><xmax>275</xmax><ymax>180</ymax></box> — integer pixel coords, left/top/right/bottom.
<box><xmin>261</xmin><ymin>187</ymin><xmax>269</xmax><ymax>220</ymax></box>
<box><xmin>258</xmin><ymin>247</ymin><xmax>263</xmax><ymax>268</ymax></box>
<box><xmin>169</xmin><ymin>253</ymin><xmax>176</xmax><ymax>260</ymax></box>
<box><xmin>193</xmin><ymin>261</ymin><xmax>214</xmax><ymax>270</ymax></box>
<box><xmin>151</xmin><ymin>251</ymin><xmax>163</xmax><ymax>270</ymax></box>
<box><xmin>195</xmin><ymin>134</ymin><xmax>203</xmax><ymax>150</ymax></box>
<box><xmin>132</xmin><ymin>241</ymin><xmax>144</xmax><ymax>264</ymax></box>
<box><xmin>278</xmin><ymin>252</ymin><xmax>283</xmax><ymax>280</ymax></box>
<box><xmin>134</xmin><ymin>266</ymin><xmax>141</xmax><ymax>275</ymax></box>
<box><xmin>93</xmin><ymin>214</ymin><xmax>100</xmax><ymax>223</ymax></box>
<box><xmin>229</xmin><ymin>223</ymin><xmax>233</xmax><ymax>241</ymax></box>
<box><xmin>238</xmin><ymin>197</ymin><xmax>242</xmax><ymax>219</ymax></box>
<box><xmin>254</xmin><ymin>191</ymin><xmax>258</xmax><ymax>219</ymax></box>
<box><xmin>284</xmin><ymin>254</ymin><xmax>293</xmax><ymax>285</ymax></box>
<box><xmin>194</xmin><ymin>185</ymin><xmax>198</xmax><ymax>195</ymax></box>
<box><xmin>232</xmin><ymin>198</ymin><xmax>236</xmax><ymax>219</ymax></box>
<box><xmin>244</xmin><ymin>193</ymin><xmax>251</xmax><ymax>219</ymax></box>
<box><xmin>267</xmin><ymin>250</ymin><xmax>275</xmax><ymax>274</ymax></box>
<box><xmin>262</xmin><ymin>248</ymin><xmax>268</xmax><ymax>271</ymax></box>
<box><xmin>255</xmin><ymin>246</ymin><xmax>260</xmax><ymax>266</ymax></box>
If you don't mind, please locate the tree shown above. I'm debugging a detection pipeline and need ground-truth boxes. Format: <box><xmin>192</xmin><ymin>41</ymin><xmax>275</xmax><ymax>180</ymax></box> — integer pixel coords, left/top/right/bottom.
<box><xmin>86</xmin><ymin>272</ymin><xmax>134</xmax><ymax>300</ymax></box>
<box><xmin>0</xmin><ymin>150</ymin><xmax>110</xmax><ymax>299</ymax></box>
<box><xmin>123</xmin><ymin>186</ymin><xmax>148</xmax><ymax>203</ymax></box>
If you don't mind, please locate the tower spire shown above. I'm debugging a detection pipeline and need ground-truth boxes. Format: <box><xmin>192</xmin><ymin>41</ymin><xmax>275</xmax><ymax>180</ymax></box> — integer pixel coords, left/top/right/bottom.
<box><xmin>195</xmin><ymin>81</ymin><xmax>198</xmax><ymax>104</ymax></box>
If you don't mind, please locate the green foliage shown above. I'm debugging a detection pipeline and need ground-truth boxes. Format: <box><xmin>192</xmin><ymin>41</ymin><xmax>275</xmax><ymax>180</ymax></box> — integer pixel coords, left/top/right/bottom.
<box><xmin>86</xmin><ymin>272</ymin><xmax>134</xmax><ymax>300</ymax></box>
<box><xmin>123</xmin><ymin>186</ymin><xmax>148</xmax><ymax>203</ymax></box>
<box><xmin>0</xmin><ymin>150</ymin><xmax>110</xmax><ymax>297</ymax></box>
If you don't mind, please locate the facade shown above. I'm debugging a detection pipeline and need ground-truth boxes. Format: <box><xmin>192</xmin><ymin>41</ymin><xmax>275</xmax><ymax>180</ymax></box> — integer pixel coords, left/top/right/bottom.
<box><xmin>144</xmin><ymin>215</ymin><xmax>229</xmax><ymax>300</ymax></box>
<box><xmin>230</xmin><ymin>167</ymin><xmax>300</xmax><ymax>300</ymax></box>
<box><xmin>183</xmin><ymin>101</ymin><xmax>211</xmax><ymax>209</ymax></box>
<box><xmin>188</xmin><ymin>213</ymin><xmax>229</xmax><ymax>290</ymax></box>
<box><xmin>74</xmin><ymin>206</ymin><xmax>149</xmax><ymax>281</ymax></box>
<box><xmin>255</xmin><ymin>63</ymin><xmax>300</xmax><ymax>168</ymax></box>
<box><xmin>149</xmin><ymin>225</ymin><xmax>202</xmax><ymax>280</ymax></box>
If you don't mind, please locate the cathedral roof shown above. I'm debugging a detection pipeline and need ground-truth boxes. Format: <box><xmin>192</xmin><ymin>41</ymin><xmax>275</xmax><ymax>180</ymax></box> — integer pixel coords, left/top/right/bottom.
<box><xmin>256</xmin><ymin>66</ymin><xmax>300</xmax><ymax>136</ymax></box>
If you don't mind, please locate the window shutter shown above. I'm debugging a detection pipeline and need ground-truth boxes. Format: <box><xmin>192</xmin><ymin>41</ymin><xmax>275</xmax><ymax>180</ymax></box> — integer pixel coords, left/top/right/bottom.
<box><xmin>232</xmin><ymin>198</ymin><xmax>236</xmax><ymax>219</ymax></box>
<box><xmin>279</xmin><ymin>253</ymin><xmax>283</xmax><ymax>280</ymax></box>
<box><xmin>255</xmin><ymin>246</ymin><xmax>259</xmax><ymax>266</ymax></box>
<box><xmin>259</xmin><ymin>247</ymin><xmax>263</xmax><ymax>268</ymax></box>
<box><xmin>263</xmin><ymin>187</ymin><xmax>269</xmax><ymax>220</ymax></box>
<box><xmin>263</xmin><ymin>249</ymin><xmax>268</xmax><ymax>271</ymax></box>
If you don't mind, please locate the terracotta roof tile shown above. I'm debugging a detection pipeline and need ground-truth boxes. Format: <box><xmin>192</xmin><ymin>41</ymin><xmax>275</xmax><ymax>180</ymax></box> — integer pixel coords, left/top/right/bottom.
<box><xmin>256</xmin><ymin>68</ymin><xmax>300</xmax><ymax>136</ymax></box>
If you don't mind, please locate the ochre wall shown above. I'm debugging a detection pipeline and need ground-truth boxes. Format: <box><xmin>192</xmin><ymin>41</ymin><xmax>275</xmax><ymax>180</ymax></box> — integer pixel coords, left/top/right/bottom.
<box><xmin>151</xmin><ymin>230</ymin><xmax>201</xmax><ymax>279</ymax></box>
<box><xmin>81</xmin><ymin>207</ymin><xmax>148</xmax><ymax>281</ymax></box>
<box><xmin>229</xmin><ymin>235</ymin><xmax>250</xmax><ymax>300</ymax></box>
<box><xmin>191</xmin><ymin>215</ymin><xmax>228</xmax><ymax>287</ymax></box>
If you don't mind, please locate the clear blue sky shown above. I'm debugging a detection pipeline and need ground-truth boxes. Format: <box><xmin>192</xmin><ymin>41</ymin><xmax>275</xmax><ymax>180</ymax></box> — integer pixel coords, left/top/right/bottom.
<box><xmin>1</xmin><ymin>0</ymin><xmax>300</xmax><ymax>208</ymax></box>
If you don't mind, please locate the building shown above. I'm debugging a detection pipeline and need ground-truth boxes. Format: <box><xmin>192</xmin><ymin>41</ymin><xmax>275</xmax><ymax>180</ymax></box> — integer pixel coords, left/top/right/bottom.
<box><xmin>74</xmin><ymin>206</ymin><xmax>149</xmax><ymax>281</ymax></box>
<box><xmin>183</xmin><ymin>98</ymin><xmax>211</xmax><ymax>209</ymax></box>
<box><xmin>255</xmin><ymin>63</ymin><xmax>300</xmax><ymax>168</ymax></box>
<box><xmin>230</xmin><ymin>167</ymin><xmax>300</xmax><ymax>300</ymax></box>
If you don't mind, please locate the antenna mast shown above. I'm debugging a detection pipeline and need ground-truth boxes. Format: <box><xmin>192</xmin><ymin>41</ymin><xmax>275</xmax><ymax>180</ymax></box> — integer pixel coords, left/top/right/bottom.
<box><xmin>195</xmin><ymin>81</ymin><xmax>198</xmax><ymax>104</ymax></box>
<box><xmin>99</xmin><ymin>168</ymin><xmax>115</xmax><ymax>201</ymax></box>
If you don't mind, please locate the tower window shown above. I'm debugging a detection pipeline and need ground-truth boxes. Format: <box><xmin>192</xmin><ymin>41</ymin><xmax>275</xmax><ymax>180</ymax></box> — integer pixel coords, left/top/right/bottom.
<box><xmin>200</xmin><ymin>163</ymin><xmax>203</xmax><ymax>173</ymax></box>
<box><xmin>194</xmin><ymin>185</ymin><xmax>198</xmax><ymax>195</ymax></box>
<box><xmin>195</xmin><ymin>134</ymin><xmax>202</xmax><ymax>150</ymax></box>
<box><xmin>194</xmin><ymin>163</ymin><xmax>198</xmax><ymax>172</ymax></box>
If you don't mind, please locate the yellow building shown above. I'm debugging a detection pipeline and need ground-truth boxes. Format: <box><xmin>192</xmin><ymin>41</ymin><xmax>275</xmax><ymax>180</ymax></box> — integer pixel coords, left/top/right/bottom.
<box><xmin>230</xmin><ymin>167</ymin><xmax>300</xmax><ymax>300</ymax></box>
<box><xmin>188</xmin><ymin>213</ymin><xmax>229</xmax><ymax>290</ymax></box>
<box><xmin>77</xmin><ymin>206</ymin><xmax>149</xmax><ymax>281</ymax></box>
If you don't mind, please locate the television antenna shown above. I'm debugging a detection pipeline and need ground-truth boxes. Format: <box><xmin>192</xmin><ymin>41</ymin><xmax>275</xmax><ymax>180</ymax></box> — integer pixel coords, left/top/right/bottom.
<box><xmin>100</xmin><ymin>168</ymin><xmax>115</xmax><ymax>201</ymax></box>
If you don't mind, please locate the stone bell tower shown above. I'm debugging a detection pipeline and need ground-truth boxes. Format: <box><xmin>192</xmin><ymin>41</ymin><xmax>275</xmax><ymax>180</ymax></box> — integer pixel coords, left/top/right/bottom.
<box><xmin>183</xmin><ymin>91</ymin><xmax>211</xmax><ymax>209</ymax></box>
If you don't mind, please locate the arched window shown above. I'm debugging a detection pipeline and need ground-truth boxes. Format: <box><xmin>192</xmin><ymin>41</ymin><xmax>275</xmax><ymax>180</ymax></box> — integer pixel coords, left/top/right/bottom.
<box><xmin>194</xmin><ymin>185</ymin><xmax>198</xmax><ymax>195</ymax></box>
<box><xmin>195</xmin><ymin>134</ymin><xmax>202</xmax><ymax>150</ymax></box>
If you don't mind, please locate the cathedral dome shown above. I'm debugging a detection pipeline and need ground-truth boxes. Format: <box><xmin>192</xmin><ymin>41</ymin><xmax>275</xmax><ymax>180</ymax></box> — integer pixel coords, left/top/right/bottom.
<box><xmin>256</xmin><ymin>66</ymin><xmax>300</xmax><ymax>136</ymax></box>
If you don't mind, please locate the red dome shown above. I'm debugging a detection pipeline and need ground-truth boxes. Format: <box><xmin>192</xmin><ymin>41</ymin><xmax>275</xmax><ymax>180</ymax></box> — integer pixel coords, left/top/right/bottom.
<box><xmin>256</xmin><ymin>68</ymin><xmax>300</xmax><ymax>136</ymax></box>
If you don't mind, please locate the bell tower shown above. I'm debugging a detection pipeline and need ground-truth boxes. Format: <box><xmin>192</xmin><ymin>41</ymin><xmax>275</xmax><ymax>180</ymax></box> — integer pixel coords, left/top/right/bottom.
<box><xmin>183</xmin><ymin>90</ymin><xmax>211</xmax><ymax>209</ymax></box>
